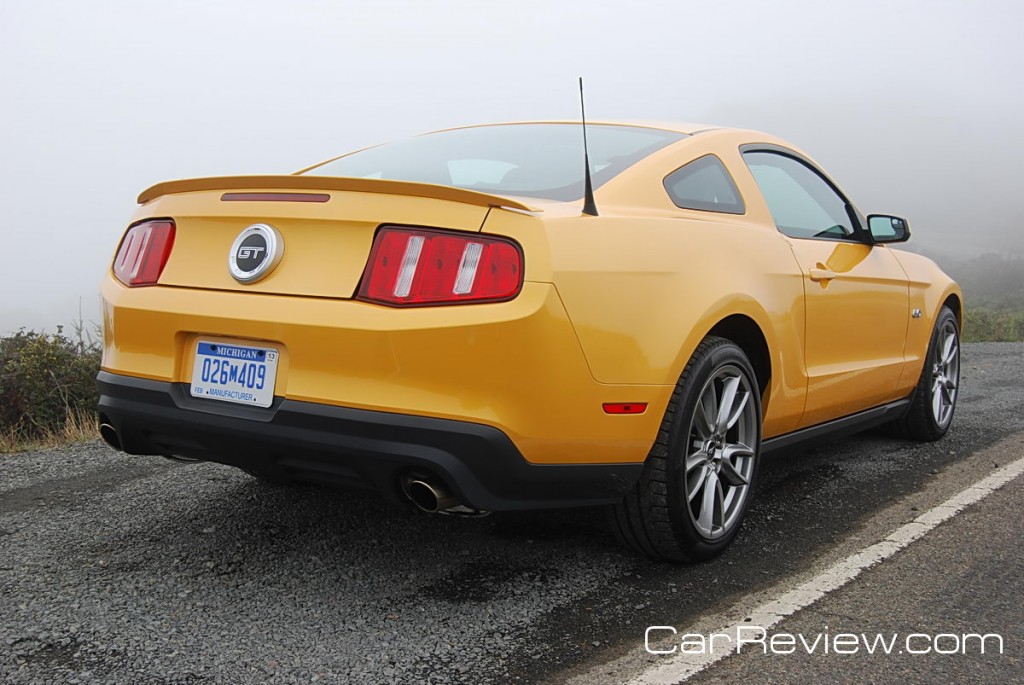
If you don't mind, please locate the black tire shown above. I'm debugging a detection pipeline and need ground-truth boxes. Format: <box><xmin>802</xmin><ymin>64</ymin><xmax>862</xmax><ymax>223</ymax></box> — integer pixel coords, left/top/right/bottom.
<box><xmin>890</xmin><ymin>306</ymin><xmax>960</xmax><ymax>441</ymax></box>
<box><xmin>609</xmin><ymin>336</ymin><xmax>762</xmax><ymax>562</ymax></box>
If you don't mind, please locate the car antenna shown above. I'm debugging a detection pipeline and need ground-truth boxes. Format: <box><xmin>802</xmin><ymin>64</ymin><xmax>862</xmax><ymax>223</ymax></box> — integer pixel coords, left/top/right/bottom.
<box><xmin>579</xmin><ymin>77</ymin><xmax>598</xmax><ymax>216</ymax></box>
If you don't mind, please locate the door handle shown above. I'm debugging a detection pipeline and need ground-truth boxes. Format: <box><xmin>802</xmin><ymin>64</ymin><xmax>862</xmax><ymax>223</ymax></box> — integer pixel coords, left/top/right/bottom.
<box><xmin>808</xmin><ymin>264</ymin><xmax>838</xmax><ymax>282</ymax></box>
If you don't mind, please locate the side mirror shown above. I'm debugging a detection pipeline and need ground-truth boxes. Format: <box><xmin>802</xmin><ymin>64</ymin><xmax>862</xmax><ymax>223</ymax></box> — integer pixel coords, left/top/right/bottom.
<box><xmin>867</xmin><ymin>214</ymin><xmax>910</xmax><ymax>244</ymax></box>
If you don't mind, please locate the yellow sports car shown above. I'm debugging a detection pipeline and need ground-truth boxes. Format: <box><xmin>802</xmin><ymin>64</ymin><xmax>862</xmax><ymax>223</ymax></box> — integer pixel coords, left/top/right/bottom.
<box><xmin>98</xmin><ymin>121</ymin><xmax>962</xmax><ymax>561</ymax></box>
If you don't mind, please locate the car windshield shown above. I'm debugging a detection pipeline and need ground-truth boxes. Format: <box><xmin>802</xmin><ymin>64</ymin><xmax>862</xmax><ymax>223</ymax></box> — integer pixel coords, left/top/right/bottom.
<box><xmin>303</xmin><ymin>123</ymin><xmax>686</xmax><ymax>201</ymax></box>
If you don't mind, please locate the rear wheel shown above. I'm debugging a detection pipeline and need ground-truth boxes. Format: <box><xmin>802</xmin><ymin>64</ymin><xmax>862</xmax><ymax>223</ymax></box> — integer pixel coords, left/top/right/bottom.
<box><xmin>609</xmin><ymin>336</ymin><xmax>762</xmax><ymax>562</ymax></box>
<box><xmin>890</xmin><ymin>306</ymin><xmax>960</xmax><ymax>441</ymax></box>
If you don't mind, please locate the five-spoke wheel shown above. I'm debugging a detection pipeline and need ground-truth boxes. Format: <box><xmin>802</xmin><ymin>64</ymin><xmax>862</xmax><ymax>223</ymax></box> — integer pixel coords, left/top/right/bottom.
<box><xmin>891</xmin><ymin>305</ymin><xmax>961</xmax><ymax>441</ymax></box>
<box><xmin>930</xmin><ymin>317</ymin><xmax>959</xmax><ymax>430</ymax></box>
<box><xmin>684</xmin><ymin>366</ymin><xmax>757</xmax><ymax>540</ymax></box>
<box><xmin>609</xmin><ymin>336</ymin><xmax>762</xmax><ymax>562</ymax></box>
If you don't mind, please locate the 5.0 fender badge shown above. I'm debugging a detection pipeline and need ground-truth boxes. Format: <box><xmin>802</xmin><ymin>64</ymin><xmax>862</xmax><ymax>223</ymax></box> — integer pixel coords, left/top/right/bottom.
<box><xmin>228</xmin><ymin>223</ymin><xmax>284</xmax><ymax>284</ymax></box>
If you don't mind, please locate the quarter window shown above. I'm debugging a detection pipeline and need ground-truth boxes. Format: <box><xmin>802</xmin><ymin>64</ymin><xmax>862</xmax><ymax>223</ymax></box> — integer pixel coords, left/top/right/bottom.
<box><xmin>664</xmin><ymin>155</ymin><xmax>745</xmax><ymax>214</ymax></box>
<box><xmin>743</xmin><ymin>151</ymin><xmax>855</xmax><ymax>240</ymax></box>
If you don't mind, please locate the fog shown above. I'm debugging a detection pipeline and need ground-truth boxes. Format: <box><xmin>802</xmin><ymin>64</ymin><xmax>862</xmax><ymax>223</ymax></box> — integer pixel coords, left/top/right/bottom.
<box><xmin>2</xmin><ymin>0</ymin><xmax>1021</xmax><ymax>333</ymax></box>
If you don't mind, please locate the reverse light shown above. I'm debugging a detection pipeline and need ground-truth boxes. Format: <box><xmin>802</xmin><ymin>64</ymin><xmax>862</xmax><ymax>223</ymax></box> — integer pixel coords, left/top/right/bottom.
<box><xmin>112</xmin><ymin>219</ymin><xmax>176</xmax><ymax>286</ymax></box>
<box><xmin>357</xmin><ymin>227</ymin><xmax>523</xmax><ymax>306</ymax></box>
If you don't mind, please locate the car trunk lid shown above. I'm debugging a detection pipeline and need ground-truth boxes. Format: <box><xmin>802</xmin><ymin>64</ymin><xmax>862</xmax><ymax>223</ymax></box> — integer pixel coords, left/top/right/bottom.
<box><xmin>142</xmin><ymin>175</ymin><xmax>537</xmax><ymax>299</ymax></box>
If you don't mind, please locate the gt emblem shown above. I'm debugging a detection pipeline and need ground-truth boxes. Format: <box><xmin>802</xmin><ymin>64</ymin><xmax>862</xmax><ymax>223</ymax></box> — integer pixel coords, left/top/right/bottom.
<box><xmin>228</xmin><ymin>223</ymin><xmax>284</xmax><ymax>284</ymax></box>
<box><xmin>912</xmin><ymin>308</ymin><xmax>922</xmax><ymax>319</ymax></box>
<box><xmin>237</xmin><ymin>246</ymin><xmax>265</xmax><ymax>260</ymax></box>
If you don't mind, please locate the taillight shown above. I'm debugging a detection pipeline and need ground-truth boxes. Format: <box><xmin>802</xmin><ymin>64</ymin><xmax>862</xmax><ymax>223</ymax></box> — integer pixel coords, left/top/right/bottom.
<box><xmin>357</xmin><ymin>227</ymin><xmax>523</xmax><ymax>306</ymax></box>
<box><xmin>112</xmin><ymin>219</ymin><xmax>175</xmax><ymax>286</ymax></box>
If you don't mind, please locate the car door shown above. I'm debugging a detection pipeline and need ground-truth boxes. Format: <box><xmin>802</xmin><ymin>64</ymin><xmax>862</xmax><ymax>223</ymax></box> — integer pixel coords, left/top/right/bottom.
<box><xmin>743</xmin><ymin>149</ymin><xmax>909</xmax><ymax>427</ymax></box>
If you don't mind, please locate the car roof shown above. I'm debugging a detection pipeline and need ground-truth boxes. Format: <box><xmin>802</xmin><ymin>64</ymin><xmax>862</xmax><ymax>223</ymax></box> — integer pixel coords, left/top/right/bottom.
<box><xmin>427</xmin><ymin>120</ymin><xmax>723</xmax><ymax>136</ymax></box>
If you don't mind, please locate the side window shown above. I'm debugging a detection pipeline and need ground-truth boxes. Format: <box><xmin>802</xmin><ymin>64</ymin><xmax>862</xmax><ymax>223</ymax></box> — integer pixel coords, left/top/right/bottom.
<box><xmin>743</xmin><ymin>151</ymin><xmax>855</xmax><ymax>240</ymax></box>
<box><xmin>663</xmin><ymin>155</ymin><xmax>745</xmax><ymax>214</ymax></box>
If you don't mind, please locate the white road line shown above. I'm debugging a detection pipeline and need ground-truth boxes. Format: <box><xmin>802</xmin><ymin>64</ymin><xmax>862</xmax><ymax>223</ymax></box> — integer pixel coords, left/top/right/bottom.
<box><xmin>630</xmin><ymin>452</ymin><xmax>1024</xmax><ymax>685</ymax></box>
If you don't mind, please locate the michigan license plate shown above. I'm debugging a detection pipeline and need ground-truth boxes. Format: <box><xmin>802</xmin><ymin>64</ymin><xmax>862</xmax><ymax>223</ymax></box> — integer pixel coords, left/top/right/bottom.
<box><xmin>189</xmin><ymin>341</ymin><xmax>279</xmax><ymax>408</ymax></box>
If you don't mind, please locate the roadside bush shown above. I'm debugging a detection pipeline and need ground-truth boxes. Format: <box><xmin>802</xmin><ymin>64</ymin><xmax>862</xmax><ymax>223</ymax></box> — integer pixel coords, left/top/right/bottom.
<box><xmin>0</xmin><ymin>326</ymin><xmax>101</xmax><ymax>441</ymax></box>
<box><xmin>963</xmin><ymin>308</ymin><xmax>1024</xmax><ymax>343</ymax></box>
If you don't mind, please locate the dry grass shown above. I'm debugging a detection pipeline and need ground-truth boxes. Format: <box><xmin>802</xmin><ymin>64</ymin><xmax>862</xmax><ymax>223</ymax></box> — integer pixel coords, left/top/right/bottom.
<box><xmin>0</xmin><ymin>408</ymin><xmax>98</xmax><ymax>454</ymax></box>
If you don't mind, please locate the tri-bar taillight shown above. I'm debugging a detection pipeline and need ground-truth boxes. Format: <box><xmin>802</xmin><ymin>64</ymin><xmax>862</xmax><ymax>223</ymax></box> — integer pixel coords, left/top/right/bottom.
<box><xmin>357</xmin><ymin>226</ymin><xmax>523</xmax><ymax>306</ymax></box>
<box><xmin>113</xmin><ymin>219</ymin><xmax>176</xmax><ymax>287</ymax></box>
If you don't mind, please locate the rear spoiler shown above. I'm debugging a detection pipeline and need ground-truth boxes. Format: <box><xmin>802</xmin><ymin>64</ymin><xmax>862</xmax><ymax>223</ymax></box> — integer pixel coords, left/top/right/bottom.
<box><xmin>137</xmin><ymin>175</ymin><xmax>540</xmax><ymax>212</ymax></box>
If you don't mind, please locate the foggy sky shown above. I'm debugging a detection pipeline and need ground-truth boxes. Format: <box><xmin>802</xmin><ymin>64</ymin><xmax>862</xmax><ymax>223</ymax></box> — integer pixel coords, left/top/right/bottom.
<box><xmin>2</xmin><ymin>0</ymin><xmax>1021</xmax><ymax>333</ymax></box>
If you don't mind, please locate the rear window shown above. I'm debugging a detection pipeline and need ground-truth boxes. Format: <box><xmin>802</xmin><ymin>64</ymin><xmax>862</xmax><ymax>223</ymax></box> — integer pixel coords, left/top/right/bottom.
<box><xmin>304</xmin><ymin>123</ymin><xmax>686</xmax><ymax>201</ymax></box>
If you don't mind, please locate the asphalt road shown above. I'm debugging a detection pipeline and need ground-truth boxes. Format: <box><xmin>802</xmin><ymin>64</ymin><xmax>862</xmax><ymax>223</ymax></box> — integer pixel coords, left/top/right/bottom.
<box><xmin>1</xmin><ymin>343</ymin><xmax>1022</xmax><ymax>685</ymax></box>
<box><xmin>679</xmin><ymin>466</ymin><xmax>1024</xmax><ymax>684</ymax></box>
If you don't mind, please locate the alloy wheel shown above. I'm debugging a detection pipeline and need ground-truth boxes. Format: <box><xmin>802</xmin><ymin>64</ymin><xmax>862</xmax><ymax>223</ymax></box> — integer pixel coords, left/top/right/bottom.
<box><xmin>683</xmin><ymin>364</ymin><xmax>757</xmax><ymax>540</ymax></box>
<box><xmin>931</xmin><ymin>319</ymin><xmax>960</xmax><ymax>429</ymax></box>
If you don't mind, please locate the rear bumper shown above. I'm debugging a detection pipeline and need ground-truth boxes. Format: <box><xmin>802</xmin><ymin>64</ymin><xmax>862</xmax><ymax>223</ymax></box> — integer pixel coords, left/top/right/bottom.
<box><xmin>99</xmin><ymin>276</ymin><xmax>668</xmax><ymax>465</ymax></box>
<box><xmin>97</xmin><ymin>371</ymin><xmax>643</xmax><ymax>511</ymax></box>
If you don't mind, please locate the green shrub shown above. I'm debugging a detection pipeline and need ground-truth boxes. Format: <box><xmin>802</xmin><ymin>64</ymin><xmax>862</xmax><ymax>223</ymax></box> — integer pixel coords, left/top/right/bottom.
<box><xmin>963</xmin><ymin>307</ymin><xmax>1024</xmax><ymax>343</ymax></box>
<box><xmin>0</xmin><ymin>326</ymin><xmax>101</xmax><ymax>440</ymax></box>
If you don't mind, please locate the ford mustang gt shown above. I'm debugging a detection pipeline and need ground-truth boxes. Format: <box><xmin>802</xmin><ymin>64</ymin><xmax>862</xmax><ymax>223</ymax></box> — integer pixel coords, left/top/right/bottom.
<box><xmin>97</xmin><ymin>121</ymin><xmax>961</xmax><ymax>561</ymax></box>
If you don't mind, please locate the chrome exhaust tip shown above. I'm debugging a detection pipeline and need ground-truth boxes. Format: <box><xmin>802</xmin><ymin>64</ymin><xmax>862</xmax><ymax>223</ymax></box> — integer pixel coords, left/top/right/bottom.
<box><xmin>99</xmin><ymin>423</ymin><xmax>121</xmax><ymax>451</ymax></box>
<box><xmin>405</xmin><ymin>478</ymin><xmax>459</xmax><ymax>513</ymax></box>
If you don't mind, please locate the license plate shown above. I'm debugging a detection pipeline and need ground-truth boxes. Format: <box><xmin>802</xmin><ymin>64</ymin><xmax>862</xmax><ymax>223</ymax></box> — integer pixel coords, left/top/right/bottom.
<box><xmin>189</xmin><ymin>341</ymin><xmax>279</xmax><ymax>408</ymax></box>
